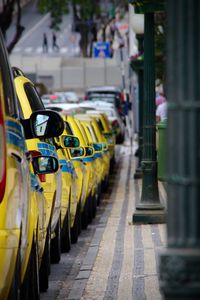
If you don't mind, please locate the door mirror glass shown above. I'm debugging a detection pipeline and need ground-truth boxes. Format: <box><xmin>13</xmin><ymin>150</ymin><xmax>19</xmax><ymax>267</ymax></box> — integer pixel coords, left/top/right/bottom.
<box><xmin>103</xmin><ymin>143</ymin><xmax>108</xmax><ymax>150</ymax></box>
<box><xmin>32</xmin><ymin>155</ymin><xmax>59</xmax><ymax>174</ymax></box>
<box><xmin>69</xmin><ymin>147</ymin><xmax>85</xmax><ymax>158</ymax></box>
<box><xmin>34</xmin><ymin>114</ymin><xmax>49</xmax><ymax>136</ymax></box>
<box><xmin>61</xmin><ymin>135</ymin><xmax>80</xmax><ymax>148</ymax></box>
<box><xmin>85</xmin><ymin>146</ymin><xmax>94</xmax><ymax>157</ymax></box>
<box><xmin>22</xmin><ymin>110</ymin><xmax>64</xmax><ymax>139</ymax></box>
<box><xmin>91</xmin><ymin>143</ymin><xmax>103</xmax><ymax>152</ymax></box>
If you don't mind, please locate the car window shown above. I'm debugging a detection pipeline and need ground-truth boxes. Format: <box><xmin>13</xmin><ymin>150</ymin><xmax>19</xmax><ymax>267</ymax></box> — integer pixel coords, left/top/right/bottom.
<box><xmin>86</xmin><ymin>125</ymin><xmax>97</xmax><ymax>142</ymax></box>
<box><xmin>91</xmin><ymin>124</ymin><xmax>100</xmax><ymax>142</ymax></box>
<box><xmin>65</xmin><ymin>121</ymin><xmax>74</xmax><ymax>135</ymax></box>
<box><xmin>0</xmin><ymin>32</ymin><xmax>18</xmax><ymax>117</ymax></box>
<box><xmin>79</xmin><ymin>124</ymin><xmax>89</xmax><ymax>144</ymax></box>
<box><xmin>96</xmin><ymin>118</ymin><xmax>104</xmax><ymax>132</ymax></box>
<box><xmin>24</xmin><ymin>82</ymin><xmax>45</xmax><ymax>111</ymax></box>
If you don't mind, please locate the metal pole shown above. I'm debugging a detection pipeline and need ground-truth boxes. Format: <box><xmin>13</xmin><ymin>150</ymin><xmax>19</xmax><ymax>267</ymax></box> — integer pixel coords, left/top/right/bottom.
<box><xmin>104</xmin><ymin>57</ymin><xmax>107</xmax><ymax>85</ymax></box>
<box><xmin>159</xmin><ymin>0</ymin><xmax>200</xmax><ymax>298</ymax></box>
<box><xmin>134</xmin><ymin>34</ymin><xmax>144</xmax><ymax>179</ymax></box>
<box><xmin>132</xmin><ymin>12</ymin><xmax>165</xmax><ymax>224</ymax></box>
<box><xmin>119</xmin><ymin>46</ymin><xmax>131</xmax><ymax>140</ymax></box>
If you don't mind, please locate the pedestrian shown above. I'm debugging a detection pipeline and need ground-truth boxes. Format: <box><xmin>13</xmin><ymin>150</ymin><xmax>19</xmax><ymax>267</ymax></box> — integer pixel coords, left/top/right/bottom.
<box><xmin>43</xmin><ymin>33</ymin><xmax>48</xmax><ymax>53</ymax></box>
<box><xmin>156</xmin><ymin>100</ymin><xmax>168</xmax><ymax>123</ymax></box>
<box><xmin>52</xmin><ymin>32</ymin><xmax>59</xmax><ymax>52</ymax></box>
<box><xmin>155</xmin><ymin>93</ymin><xmax>166</xmax><ymax>107</ymax></box>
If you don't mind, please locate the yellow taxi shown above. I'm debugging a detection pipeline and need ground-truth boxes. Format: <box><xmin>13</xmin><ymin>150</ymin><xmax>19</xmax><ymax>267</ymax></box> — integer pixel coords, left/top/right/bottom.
<box><xmin>73</xmin><ymin>117</ymin><xmax>103</xmax><ymax>211</ymax></box>
<box><xmin>53</xmin><ymin>133</ymin><xmax>85</xmax><ymax>245</ymax></box>
<box><xmin>0</xmin><ymin>30</ymin><xmax>64</xmax><ymax>299</ymax></box>
<box><xmin>75</xmin><ymin>113</ymin><xmax>110</xmax><ymax>190</ymax></box>
<box><xmin>86</xmin><ymin>110</ymin><xmax>116</xmax><ymax>166</ymax></box>
<box><xmin>13</xmin><ymin>70</ymin><xmax>63</xmax><ymax>264</ymax></box>
<box><xmin>64</xmin><ymin>115</ymin><xmax>96</xmax><ymax>229</ymax></box>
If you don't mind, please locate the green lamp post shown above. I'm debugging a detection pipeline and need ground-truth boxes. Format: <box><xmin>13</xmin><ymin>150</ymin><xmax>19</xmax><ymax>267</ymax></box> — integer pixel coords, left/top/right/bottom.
<box><xmin>130</xmin><ymin>0</ymin><xmax>166</xmax><ymax>223</ymax></box>
<box><xmin>130</xmin><ymin>8</ymin><xmax>144</xmax><ymax>179</ymax></box>
<box><xmin>159</xmin><ymin>0</ymin><xmax>200</xmax><ymax>298</ymax></box>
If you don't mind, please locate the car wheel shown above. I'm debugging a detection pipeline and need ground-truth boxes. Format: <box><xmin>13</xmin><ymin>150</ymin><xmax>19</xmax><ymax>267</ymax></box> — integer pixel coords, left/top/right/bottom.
<box><xmin>88</xmin><ymin>194</ymin><xmax>93</xmax><ymax>224</ymax></box>
<box><xmin>81</xmin><ymin>197</ymin><xmax>89</xmax><ymax>230</ymax></box>
<box><xmin>8</xmin><ymin>243</ymin><xmax>21</xmax><ymax>300</ymax></box>
<box><xmin>70</xmin><ymin>205</ymin><xmax>79</xmax><ymax>244</ymax></box>
<box><xmin>39</xmin><ymin>225</ymin><xmax>51</xmax><ymax>292</ymax></box>
<box><xmin>61</xmin><ymin>207</ymin><xmax>71</xmax><ymax>253</ymax></box>
<box><xmin>29</xmin><ymin>239</ymin><xmax>40</xmax><ymax>300</ymax></box>
<box><xmin>51</xmin><ymin>216</ymin><xmax>61</xmax><ymax>264</ymax></box>
<box><xmin>77</xmin><ymin>201</ymin><xmax>82</xmax><ymax>235</ymax></box>
<box><xmin>21</xmin><ymin>237</ymin><xmax>40</xmax><ymax>300</ymax></box>
<box><xmin>97</xmin><ymin>183</ymin><xmax>102</xmax><ymax>206</ymax></box>
<box><xmin>92</xmin><ymin>191</ymin><xmax>98</xmax><ymax>218</ymax></box>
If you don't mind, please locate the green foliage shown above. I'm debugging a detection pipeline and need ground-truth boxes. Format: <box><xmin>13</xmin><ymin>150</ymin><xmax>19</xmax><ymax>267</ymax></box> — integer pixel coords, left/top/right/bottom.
<box><xmin>37</xmin><ymin>0</ymin><xmax>69</xmax><ymax>30</ymax></box>
<box><xmin>73</xmin><ymin>0</ymin><xmax>100</xmax><ymax>20</ymax></box>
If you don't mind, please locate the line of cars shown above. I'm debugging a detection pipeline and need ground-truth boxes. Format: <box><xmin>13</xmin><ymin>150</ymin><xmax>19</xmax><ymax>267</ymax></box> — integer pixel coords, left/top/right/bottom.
<box><xmin>41</xmin><ymin>86</ymin><xmax>126</xmax><ymax>145</ymax></box>
<box><xmin>0</xmin><ymin>30</ymin><xmax>117</xmax><ymax>300</ymax></box>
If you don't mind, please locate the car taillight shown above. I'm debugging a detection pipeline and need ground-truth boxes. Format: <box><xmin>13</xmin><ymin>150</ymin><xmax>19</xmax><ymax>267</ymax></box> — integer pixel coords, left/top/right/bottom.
<box><xmin>0</xmin><ymin>106</ymin><xmax>6</xmax><ymax>203</ymax></box>
<box><xmin>29</xmin><ymin>150</ymin><xmax>46</xmax><ymax>182</ymax></box>
<box><xmin>112</xmin><ymin>119</ymin><xmax>119</xmax><ymax>127</ymax></box>
<box><xmin>119</xmin><ymin>92</ymin><xmax>125</xmax><ymax>102</ymax></box>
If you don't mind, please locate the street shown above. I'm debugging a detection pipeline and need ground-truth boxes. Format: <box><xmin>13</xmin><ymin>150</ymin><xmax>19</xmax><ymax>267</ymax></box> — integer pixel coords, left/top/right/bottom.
<box><xmin>41</xmin><ymin>144</ymin><xmax>166</xmax><ymax>300</ymax></box>
<box><xmin>7</xmin><ymin>0</ymin><xmax>80</xmax><ymax>57</ymax></box>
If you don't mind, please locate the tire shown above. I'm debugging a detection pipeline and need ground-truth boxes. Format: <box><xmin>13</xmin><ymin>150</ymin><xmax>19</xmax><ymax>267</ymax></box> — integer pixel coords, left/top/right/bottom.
<box><xmin>97</xmin><ymin>183</ymin><xmax>102</xmax><ymax>206</ymax></box>
<box><xmin>70</xmin><ymin>205</ymin><xmax>79</xmax><ymax>244</ymax></box>
<box><xmin>21</xmin><ymin>238</ymin><xmax>40</xmax><ymax>300</ymax></box>
<box><xmin>92</xmin><ymin>192</ymin><xmax>98</xmax><ymax>219</ymax></box>
<box><xmin>88</xmin><ymin>194</ymin><xmax>93</xmax><ymax>224</ymax></box>
<box><xmin>29</xmin><ymin>240</ymin><xmax>40</xmax><ymax>300</ymax></box>
<box><xmin>77</xmin><ymin>201</ymin><xmax>82</xmax><ymax>235</ymax></box>
<box><xmin>39</xmin><ymin>225</ymin><xmax>51</xmax><ymax>292</ymax></box>
<box><xmin>81</xmin><ymin>197</ymin><xmax>89</xmax><ymax>230</ymax></box>
<box><xmin>61</xmin><ymin>207</ymin><xmax>71</xmax><ymax>253</ymax></box>
<box><xmin>51</xmin><ymin>216</ymin><xmax>61</xmax><ymax>264</ymax></box>
<box><xmin>8</xmin><ymin>245</ymin><xmax>21</xmax><ymax>300</ymax></box>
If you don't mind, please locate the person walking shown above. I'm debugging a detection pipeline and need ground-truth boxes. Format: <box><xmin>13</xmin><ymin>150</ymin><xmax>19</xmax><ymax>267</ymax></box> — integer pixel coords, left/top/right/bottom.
<box><xmin>156</xmin><ymin>99</ymin><xmax>168</xmax><ymax>123</ymax></box>
<box><xmin>43</xmin><ymin>33</ymin><xmax>48</xmax><ymax>53</ymax></box>
<box><xmin>52</xmin><ymin>32</ymin><xmax>59</xmax><ymax>52</ymax></box>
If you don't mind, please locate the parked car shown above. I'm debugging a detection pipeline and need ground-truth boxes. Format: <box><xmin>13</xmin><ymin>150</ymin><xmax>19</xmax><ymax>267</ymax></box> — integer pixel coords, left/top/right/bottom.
<box><xmin>60</xmin><ymin>91</ymin><xmax>79</xmax><ymax>103</ymax></box>
<box><xmin>74</xmin><ymin>114</ymin><xmax>110</xmax><ymax>190</ymax></box>
<box><xmin>65</xmin><ymin>115</ymin><xmax>97</xmax><ymax>229</ymax></box>
<box><xmin>0</xmin><ymin>30</ymin><xmax>64</xmax><ymax>299</ymax></box>
<box><xmin>41</xmin><ymin>91</ymin><xmax>79</xmax><ymax>106</ymax></box>
<box><xmin>41</xmin><ymin>93</ymin><xmax>66</xmax><ymax>105</ymax></box>
<box><xmin>84</xmin><ymin>86</ymin><xmax>125</xmax><ymax>117</ymax></box>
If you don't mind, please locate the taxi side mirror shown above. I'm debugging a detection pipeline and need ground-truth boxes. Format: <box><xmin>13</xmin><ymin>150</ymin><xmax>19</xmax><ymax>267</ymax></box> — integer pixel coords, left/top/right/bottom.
<box><xmin>21</xmin><ymin>110</ymin><xmax>64</xmax><ymax>139</ymax></box>
<box><xmin>91</xmin><ymin>143</ymin><xmax>103</xmax><ymax>152</ymax></box>
<box><xmin>61</xmin><ymin>135</ymin><xmax>80</xmax><ymax>148</ymax></box>
<box><xmin>69</xmin><ymin>147</ymin><xmax>85</xmax><ymax>158</ymax></box>
<box><xmin>32</xmin><ymin>155</ymin><xmax>59</xmax><ymax>174</ymax></box>
<box><xmin>85</xmin><ymin>146</ymin><xmax>94</xmax><ymax>157</ymax></box>
<box><xmin>103</xmin><ymin>143</ymin><xmax>108</xmax><ymax>150</ymax></box>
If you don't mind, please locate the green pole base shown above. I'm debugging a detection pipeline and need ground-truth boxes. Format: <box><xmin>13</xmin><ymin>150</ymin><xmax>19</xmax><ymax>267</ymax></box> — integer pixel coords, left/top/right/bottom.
<box><xmin>134</xmin><ymin>167</ymin><xmax>143</xmax><ymax>179</ymax></box>
<box><xmin>132</xmin><ymin>208</ymin><xmax>166</xmax><ymax>224</ymax></box>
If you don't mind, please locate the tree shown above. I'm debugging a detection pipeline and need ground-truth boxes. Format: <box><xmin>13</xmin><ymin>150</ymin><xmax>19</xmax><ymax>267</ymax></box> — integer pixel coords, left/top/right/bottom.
<box><xmin>38</xmin><ymin>0</ymin><xmax>128</xmax><ymax>57</ymax></box>
<box><xmin>0</xmin><ymin>0</ymin><xmax>25</xmax><ymax>53</ymax></box>
<box><xmin>37</xmin><ymin>0</ymin><xmax>69</xmax><ymax>31</ymax></box>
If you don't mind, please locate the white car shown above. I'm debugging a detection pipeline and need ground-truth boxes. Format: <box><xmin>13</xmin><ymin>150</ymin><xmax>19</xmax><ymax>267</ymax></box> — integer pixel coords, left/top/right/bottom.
<box><xmin>80</xmin><ymin>102</ymin><xmax>125</xmax><ymax>144</ymax></box>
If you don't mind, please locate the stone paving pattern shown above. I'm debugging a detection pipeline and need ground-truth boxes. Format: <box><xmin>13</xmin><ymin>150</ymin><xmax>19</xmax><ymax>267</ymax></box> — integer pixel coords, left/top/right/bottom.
<box><xmin>41</xmin><ymin>145</ymin><xmax>167</xmax><ymax>300</ymax></box>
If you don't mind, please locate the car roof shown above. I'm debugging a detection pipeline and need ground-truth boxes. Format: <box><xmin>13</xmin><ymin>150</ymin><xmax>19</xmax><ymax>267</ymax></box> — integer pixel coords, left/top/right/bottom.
<box><xmin>86</xmin><ymin>86</ymin><xmax>122</xmax><ymax>93</ymax></box>
<box><xmin>80</xmin><ymin>100</ymin><xmax>114</xmax><ymax>108</ymax></box>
